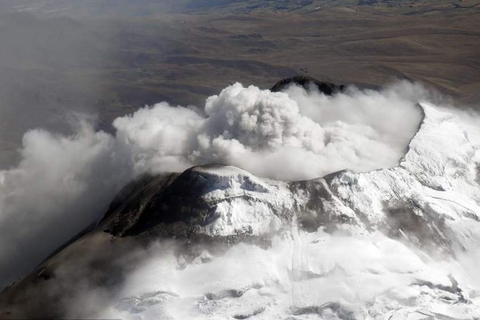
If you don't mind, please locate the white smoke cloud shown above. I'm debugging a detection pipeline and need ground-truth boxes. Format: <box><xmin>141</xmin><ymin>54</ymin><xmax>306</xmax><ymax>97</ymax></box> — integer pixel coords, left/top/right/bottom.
<box><xmin>114</xmin><ymin>81</ymin><xmax>424</xmax><ymax>180</ymax></box>
<box><xmin>0</xmin><ymin>120</ymin><xmax>133</xmax><ymax>287</ymax></box>
<box><xmin>0</xmin><ymin>80</ymin><xmax>427</xmax><ymax>288</ymax></box>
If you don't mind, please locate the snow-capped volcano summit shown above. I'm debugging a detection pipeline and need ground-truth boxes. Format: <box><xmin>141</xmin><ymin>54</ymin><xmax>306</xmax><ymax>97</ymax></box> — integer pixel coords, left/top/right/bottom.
<box><xmin>2</xmin><ymin>99</ymin><xmax>480</xmax><ymax>319</ymax></box>
<box><xmin>104</xmin><ymin>102</ymin><xmax>480</xmax><ymax>251</ymax></box>
<box><xmin>102</xmin><ymin>164</ymin><xmax>294</xmax><ymax>239</ymax></box>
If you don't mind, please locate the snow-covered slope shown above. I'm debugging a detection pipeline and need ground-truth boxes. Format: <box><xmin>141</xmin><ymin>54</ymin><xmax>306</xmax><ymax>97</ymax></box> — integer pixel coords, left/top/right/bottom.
<box><xmin>2</xmin><ymin>103</ymin><xmax>480</xmax><ymax>319</ymax></box>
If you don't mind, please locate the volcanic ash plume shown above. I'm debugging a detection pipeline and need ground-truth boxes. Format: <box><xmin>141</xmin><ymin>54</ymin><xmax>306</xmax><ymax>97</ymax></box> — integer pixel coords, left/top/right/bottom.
<box><xmin>114</xmin><ymin>81</ymin><xmax>424</xmax><ymax>180</ymax></box>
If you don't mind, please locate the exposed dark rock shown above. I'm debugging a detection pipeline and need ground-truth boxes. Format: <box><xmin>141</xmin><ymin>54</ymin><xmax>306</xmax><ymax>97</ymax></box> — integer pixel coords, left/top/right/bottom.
<box><xmin>232</xmin><ymin>307</ymin><xmax>266</xmax><ymax>319</ymax></box>
<box><xmin>270</xmin><ymin>75</ymin><xmax>345</xmax><ymax>95</ymax></box>
<box><xmin>291</xmin><ymin>302</ymin><xmax>356</xmax><ymax>319</ymax></box>
<box><xmin>291</xmin><ymin>178</ymin><xmax>356</xmax><ymax>233</ymax></box>
<box><xmin>383</xmin><ymin>200</ymin><xmax>451</xmax><ymax>253</ymax></box>
<box><xmin>101</xmin><ymin>173</ymin><xmax>180</xmax><ymax>237</ymax></box>
<box><xmin>101</xmin><ymin>165</ymin><xmax>284</xmax><ymax>240</ymax></box>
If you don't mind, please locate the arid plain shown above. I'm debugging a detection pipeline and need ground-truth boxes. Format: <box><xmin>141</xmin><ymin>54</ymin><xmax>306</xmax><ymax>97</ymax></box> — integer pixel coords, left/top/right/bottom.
<box><xmin>1</xmin><ymin>0</ymin><xmax>480</xmax><ymax>167</ymax></box>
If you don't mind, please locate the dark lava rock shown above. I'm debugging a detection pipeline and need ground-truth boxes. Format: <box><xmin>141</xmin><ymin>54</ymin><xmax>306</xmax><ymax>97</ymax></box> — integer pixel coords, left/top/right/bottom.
<box><xmin>270</xmin><ymin>75</ymin><xmax>345</xmax><ymax>95</ymax></box>
<box><xmin>100</xmin><ymin>164</ymin><xmax>271</xmax><ymax>239</ymax></box>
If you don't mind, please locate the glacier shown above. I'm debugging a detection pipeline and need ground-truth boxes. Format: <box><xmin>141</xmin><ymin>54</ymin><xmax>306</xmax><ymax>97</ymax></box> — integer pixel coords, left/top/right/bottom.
<box><xmin>1</xmin><ymin>103</ymin><xmax>480</xmax><ymax>320</ymax></box>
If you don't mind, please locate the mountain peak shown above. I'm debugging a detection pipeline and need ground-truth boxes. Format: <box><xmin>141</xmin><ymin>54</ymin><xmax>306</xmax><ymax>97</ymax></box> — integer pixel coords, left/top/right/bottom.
<box><xmin>3</xmin><ymin>100</ymin><xmax>480</xmax><ymax>319</ymax></box>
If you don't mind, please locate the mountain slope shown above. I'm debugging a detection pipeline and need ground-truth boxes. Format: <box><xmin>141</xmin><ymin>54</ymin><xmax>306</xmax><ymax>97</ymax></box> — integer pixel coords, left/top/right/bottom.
<box><xmin>1</xmin><ymin>103</ymin><xmax>480</xmax><ymax>319</ymax></box>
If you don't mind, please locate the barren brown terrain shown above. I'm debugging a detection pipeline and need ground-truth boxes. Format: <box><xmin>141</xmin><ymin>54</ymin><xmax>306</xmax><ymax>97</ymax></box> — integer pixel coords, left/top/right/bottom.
<box><xmin>1</xmin><ymin>0</ymin><xmax>480</xmax><ymax>167</ymax></box>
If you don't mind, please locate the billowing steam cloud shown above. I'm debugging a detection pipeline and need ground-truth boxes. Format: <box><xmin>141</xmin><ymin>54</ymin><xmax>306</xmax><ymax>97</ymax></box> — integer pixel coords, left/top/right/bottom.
<box><xmin>0</xmin><ymin>81</ymin><xmax>427</xmax><ymax>288</ymax></box>
<box><xmin>0</xmin><ymin>121</ymin><xmax>132</xmax><ymax>288</ymax></box>
<box><xmin>114</xmin><ymin>81</ymin><xmax>424</xmax><ymax>179</ymax></box>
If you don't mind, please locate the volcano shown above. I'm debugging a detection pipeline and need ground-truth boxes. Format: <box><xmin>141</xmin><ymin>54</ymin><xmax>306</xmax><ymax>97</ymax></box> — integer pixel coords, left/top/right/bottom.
<box><xmin>1</xmin><ymin>101</ymin><xmax>480</xmax><ymax>319</ymax></box>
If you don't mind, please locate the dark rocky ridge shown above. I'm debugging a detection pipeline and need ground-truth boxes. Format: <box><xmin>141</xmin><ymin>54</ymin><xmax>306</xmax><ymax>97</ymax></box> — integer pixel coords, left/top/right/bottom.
<box><xmin>270</xmin><ymin>75</ymin><xmax>345</xmax><ymax>95</ymax></box>
<box><xmin>101</xmin><ymin>165</ymin><xmax>290</xmax><ymax>240</ymax></box>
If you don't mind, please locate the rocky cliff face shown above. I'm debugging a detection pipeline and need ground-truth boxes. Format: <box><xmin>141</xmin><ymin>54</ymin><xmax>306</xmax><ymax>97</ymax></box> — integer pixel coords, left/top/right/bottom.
<box><xmin>1</xmin><ymin>103</ymin><xmax>480</xmax><ymax>319</ymax></box>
